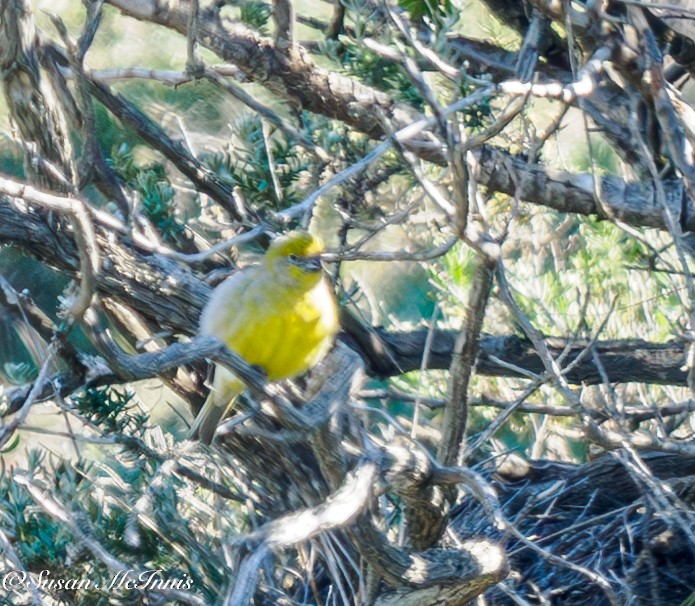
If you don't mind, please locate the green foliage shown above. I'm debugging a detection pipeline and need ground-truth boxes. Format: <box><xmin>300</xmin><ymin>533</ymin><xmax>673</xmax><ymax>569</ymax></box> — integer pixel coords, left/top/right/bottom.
<box><xmin>109</xmin><ymin>144</ymin><xmax>185</xmax><ymax>242</ymax></box>
<box><xmin>2</xmin><ymin>361</ymin><xmax>35</xmax><ymax>384</ymax></box>
<box><xmin>303</xmin><ymin>111</ymin><xmax>378</xmax><ymax>168</ymax></box>
<box><xmin>137</xmin><ymin>173</ymin><xmax>184</xmax><ymax>241</ymax></box>
<box><xmin>92</xmin><ymin>102</ymin><xmax>139</xmax><ymax>158</ymax></box>
<box><xmin>398</xmin><ymin>0</ymin><xmax>454</xmax><ymax>26</ymax></box>
<box><xmin>3</xmin><ymin>453</ymin><xmax>72</xmax><ymax>571</ymax></box>
<box><xmin>204</xmin><ymin>116</ymin><xmax>308</xmax><ymax>212</ymax></box>
<box><xmin>239</xmin><ymin>1</ymin><xmax>272</xmax><ymax>33</ymax></box>
<box><xmin>342</xmin><ymin>44</ymin><xmax>424</xmax><ymax>110</ymax></box>
<box><xmin>0</xmin><ymin>444</ymin><xmax>215</xmax><ymax>605</ymax></box>
<box><xmin>73</xmin><ymin>387</ymin><xmax>147</xmax><ymax>435</ymax></box>
<box><xmin>422</xmin><ymin>209</ymin><xmax>683</xmax><ymax>463</ymax></box>
<box><xmin>0</xmin><ymin>148</ymin><xmax>25</xmax><ymax>181</ymax></box>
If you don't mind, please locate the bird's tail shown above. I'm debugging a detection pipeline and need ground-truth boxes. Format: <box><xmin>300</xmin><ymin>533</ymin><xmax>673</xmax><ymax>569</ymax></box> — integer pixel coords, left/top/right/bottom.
<box><xmin>188</xmin><ymin>368</ymin><xmax>244</xmax><ymax>444</ymax></box>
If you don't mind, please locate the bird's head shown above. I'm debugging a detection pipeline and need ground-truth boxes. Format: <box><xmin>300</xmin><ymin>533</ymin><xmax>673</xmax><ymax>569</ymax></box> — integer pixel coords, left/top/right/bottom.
<box><xmin>265</xmin><ymin>231</ymin><xmax>325</xmax><ymax>287</ymax></box>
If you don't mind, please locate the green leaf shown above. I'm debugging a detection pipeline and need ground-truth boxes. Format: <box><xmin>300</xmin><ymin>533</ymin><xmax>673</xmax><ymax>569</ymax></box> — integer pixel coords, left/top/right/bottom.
<box><xmin>398</xmin><ymin>0</ymin><xmax>452</xmax><ymax>22</ymax></box>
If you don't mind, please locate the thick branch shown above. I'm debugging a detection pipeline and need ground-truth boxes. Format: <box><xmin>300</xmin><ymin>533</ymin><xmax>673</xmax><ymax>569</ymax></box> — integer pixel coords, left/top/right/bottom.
<box><xmin>0</xmin><ymin>195</ymin><xmax>208</xmax><ymax>332</ymax></box>
<box><xmin>474</xmin><ymin>146</ymin><xmax>695</xmax><ymax>230</ymax></box>
<box><xmin>0</xmin><ymin>0</ymin><xmax>75</xmax><ymax>188</ymax></box>
<box><xmin>350</xmin><ymin>327</ymin><xmax>689</xmax><ymax>386</ymax></box>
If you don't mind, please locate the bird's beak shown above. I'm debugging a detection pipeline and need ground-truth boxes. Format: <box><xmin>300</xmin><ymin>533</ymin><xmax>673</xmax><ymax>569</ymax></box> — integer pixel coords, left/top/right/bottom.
<box><xmin>303</xmin><ymin>255</ymin><xmax>323</xmax><ymax>273</ymax></box>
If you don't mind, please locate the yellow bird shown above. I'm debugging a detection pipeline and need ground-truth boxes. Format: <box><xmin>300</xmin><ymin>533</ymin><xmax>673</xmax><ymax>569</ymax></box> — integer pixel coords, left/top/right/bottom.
<box><xmin>189</xmin><ymin>231</ymin><xmax>339</xmax><ymax>444</ymax></box>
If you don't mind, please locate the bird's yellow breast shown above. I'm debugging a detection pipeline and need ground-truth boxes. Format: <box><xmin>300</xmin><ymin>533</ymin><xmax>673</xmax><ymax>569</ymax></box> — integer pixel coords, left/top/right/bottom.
<box><xmin>200</xmin><ymin>264</ymin><xmax>338</xmax><ymax>381</ymax></box>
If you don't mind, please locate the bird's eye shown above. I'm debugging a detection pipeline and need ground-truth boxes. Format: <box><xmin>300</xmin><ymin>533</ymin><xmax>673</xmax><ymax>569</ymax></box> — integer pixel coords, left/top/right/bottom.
<box><xmin>288</xmin><ymin>254</ymin><xmax>299</xmax><ymax>263</ymax></box>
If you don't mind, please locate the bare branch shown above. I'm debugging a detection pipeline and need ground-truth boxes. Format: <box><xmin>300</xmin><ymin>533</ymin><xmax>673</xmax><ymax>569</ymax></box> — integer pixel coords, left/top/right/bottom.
<box><xmin>272</xmin><ymin>0</ymin><xmax>294</xmax><ymax>49</ymax></box>
<box><xmin>438</xmin><ymin>255</ymin><xmax>498</xmax><ymax>467</ymax></box>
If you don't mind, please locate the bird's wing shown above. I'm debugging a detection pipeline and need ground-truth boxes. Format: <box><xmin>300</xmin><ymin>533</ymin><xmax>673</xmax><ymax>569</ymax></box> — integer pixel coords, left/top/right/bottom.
<box><xmin>191</xmin><ymin>268</ymin><xmax>259</xmax><ymax>444</ymax></box>
<box><xmin>201</xmin><ymin>264</ymin><xmax>295</xmax><ymax>363</ymax></box>
<box><xmin>199</xmin><ymin>265</ymin><xmax>261</xmax><ymax>341</ymax></box>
